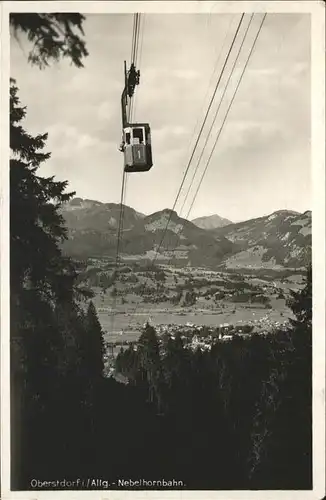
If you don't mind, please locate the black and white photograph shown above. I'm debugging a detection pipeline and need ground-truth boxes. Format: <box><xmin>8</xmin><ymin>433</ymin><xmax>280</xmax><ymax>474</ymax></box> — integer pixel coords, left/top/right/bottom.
<box><xmin>1</xmin><ymin>1</ymin><xmax>325</xmax><ymax>498</ymax></box>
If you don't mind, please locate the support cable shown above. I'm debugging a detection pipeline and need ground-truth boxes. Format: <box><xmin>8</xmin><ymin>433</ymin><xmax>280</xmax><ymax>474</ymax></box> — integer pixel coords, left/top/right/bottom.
<box><xmin>151</xmin><ymin>13</ymin><xmax>245</xmax><ymax>267</ymax></box>
<box><xmin>111</xmin><ymin>13</ymin><xmax>141</xmax><ymax>332</ymax></box>
<box><xmin>164</xmin><ymin>14</ymin><xmax>267</xmax><ymax>272</ymax></box>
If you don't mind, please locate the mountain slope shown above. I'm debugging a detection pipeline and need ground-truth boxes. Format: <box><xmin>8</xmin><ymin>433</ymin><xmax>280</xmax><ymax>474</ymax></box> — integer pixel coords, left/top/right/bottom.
<box><xmin>61</xmin><ymin>198</ymin><xmax>145</xmax><ymax>232</ymax></box>
<box><xmin>212</xmin><ymin>210</ymin><xmax>311</xmax><ymax>269</ymax></box>
<box><xmin>114</xmin><ymin>208</ymin><xmax>236</xmax><ymax>267</ymax></box>
<box><xmin>60</xmin><ymin>200</ymin><xmax>236</xmax><ymax>266</ymax></box>
<box><xmin>60</xmin><ymin>199</ymin><xmax>311</xmax><ymax>270</ymax></box>
<box><xmin>192</xmin><ymin>214</ymin><xmax>232</xmax><ymax>230</ymax></box>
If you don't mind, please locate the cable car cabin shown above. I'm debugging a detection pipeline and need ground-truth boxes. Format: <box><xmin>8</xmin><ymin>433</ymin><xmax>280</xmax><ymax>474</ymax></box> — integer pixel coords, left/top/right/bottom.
<box><xmin>123</xmin><ymin>123</ymin><xmax>153</xmax><ymax>172</ymax></box>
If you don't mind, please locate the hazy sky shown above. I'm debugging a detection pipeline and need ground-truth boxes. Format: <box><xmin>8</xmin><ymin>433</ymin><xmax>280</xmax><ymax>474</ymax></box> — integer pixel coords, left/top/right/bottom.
<box><xmin>10</xmin><ymin>12</ymin><xmax>311</xmax><ymax>222</ymax></box>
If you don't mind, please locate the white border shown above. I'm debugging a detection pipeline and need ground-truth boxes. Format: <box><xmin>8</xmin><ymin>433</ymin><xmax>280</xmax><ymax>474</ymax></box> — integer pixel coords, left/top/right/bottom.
<box><xmin>1</xmin><ymin>2</ymin><xmax>325</xmax><ymax>500</ymax></box>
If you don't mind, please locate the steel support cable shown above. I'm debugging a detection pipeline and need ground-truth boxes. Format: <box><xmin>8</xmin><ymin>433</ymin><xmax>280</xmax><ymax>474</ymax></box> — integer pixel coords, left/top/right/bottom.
<box><xmin>117</xmin><ymin>16</ymin><xmax>146</xmax><ymax>331</ymax></box>
<box><xmin>125</xmin><ymin>15</ymin><xmax>153</xmax><ymax>324</ymax></box>
<box><xmin>110</xmin><ymin>165</ymin><xmax>126</xmax><ymax>332</ymax></box>
<box><xmin>131</xmin><ymin>14</ymin><xmax>145</xmax><ymax>120</ymax></box>
<box><xmin>135</xmin><ymin>14</ymin><xmax>141</xmax><ymax>60</ymax></box>
<box><xmin>134</xmin><ymin>14</ymin><xmax>141</xmax><ymax>66</ymax></box>
<box><xmin>119</xmin><ymin>102</ymin><xmax>132</xmax><ymax>249</ymax></box>
<box><xmin>128</xmin><ymin>14</ymin><xmax>245</xmax><ymax>326</ymax></box>
<box><xmin>130</xmin><ymin>15</ymin><xmax>137</xmax><ymax>64</ymax></box>
<box><xmin>178</xmin><ymin>14</ymin><xmax>254</xmax><ymax>218</ymax></box>
<box><xmin>121</xmin><ymin>13</ymin><xmax>141</xmax><ymax>226</ymax></box>
<box><xmin>116</xmin><ymin>13</ymin><xmax>141</xmax><ymax>263</ymax></box>
<box><xmin>131</xmin><ymin>15</ymin><xmax>234</xmax><ymax>305</ymax></box>
<box><xmin>150</xmin><ymin>13</ymin><xmax>245</xmax><ymax>267</ymax></box>
<box><xmin>129</xmin><ymin>14</ymin><xmax>139</xmax><ymax>119</ymax></box>
<box><xmin>121</xmin><ymin>70</ymin><xmax>137</xmax><ymax>234</ymax></box>
<box><xmin>174</xmin><ymin>14</ymin><xmax>235</xmax><ymax>211</ymax></box>
<box><xmin>164</xmin><ymin>14</ymin><xmax>255</xmax><ymax>267</ymax></box>
<box><xmin>121</xmin><ymin>15</ymin><xmax>159</xmax><ymax>326</ymax></box>
<box><xmin>185</xmin><ymin>13</ymin><xmax>267</xmax><ymax>222</ymax></box>
<box><xmin>111</xmin><ymin>13</ymin><xmax>141</xmax><ymax>332</ymax></box>
<box><xmin>121</xmin><ymin>80</ymin><xmax>138</xmax><ymax>224</ymax></box>
<box><xmin>156</xmin><ymin>14</ymin><xmax>266</xmax><ymax>311</ymax></box>
<box><xmin>131</xmin><ymin>15</ymin><xmax>236</xmax><ymax>279</ymax></box>
<box><xmin>131</xmin><ymin>13</ymin><xmax>140</xmax><ymax>64</ymax></box>
<box><xmin>124</xmin><ymin>14</ymin><xmax>142</xmax><ymax>213</ymax></box>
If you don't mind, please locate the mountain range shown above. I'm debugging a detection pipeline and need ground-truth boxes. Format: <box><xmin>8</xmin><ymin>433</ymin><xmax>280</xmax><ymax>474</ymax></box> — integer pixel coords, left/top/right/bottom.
<box><xmin>60</xmin><ymin>198</ymin><xmax>311</xmax><ymax>270</ymax></box>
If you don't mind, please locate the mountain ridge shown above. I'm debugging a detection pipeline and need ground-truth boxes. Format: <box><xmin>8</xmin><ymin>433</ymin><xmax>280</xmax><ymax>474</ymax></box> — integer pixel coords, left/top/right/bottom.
<box><xmin>211</xmin><ymin>209</ymin><xmax>311</xmax><ymax>269</ymax></box>
<box><xmin>192</xmin><ymin>214</ymin><xmax>233</xmax><ymax>230</ymax></box>
<box><xmin>60</xmin><ymin>198</ymin><xmax>311</xmax><ymax>270</ymax></box>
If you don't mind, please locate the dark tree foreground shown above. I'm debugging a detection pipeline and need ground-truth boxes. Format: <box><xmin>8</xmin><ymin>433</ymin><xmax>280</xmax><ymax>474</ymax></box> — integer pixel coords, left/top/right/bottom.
<box><xmin>10</xmin><ymin>13</ymin><xmax>312</xmax><ymax>491</ymax></box>
<box><xmin>115</xmin><ymin>269</ymin><xmax>312</xmax><ymax>490</ymax></box>
<box><xmin>10</xmin><ymin>78</ymin><xmax>105</xmax><ymax>487</ymax></box>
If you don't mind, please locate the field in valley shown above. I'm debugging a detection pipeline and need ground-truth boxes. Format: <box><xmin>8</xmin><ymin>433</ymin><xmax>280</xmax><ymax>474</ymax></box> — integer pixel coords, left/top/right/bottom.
<box><xmin>82</xmin><ymin>263</ymin><xmax>305</xmax><ymax>344</ymax></box>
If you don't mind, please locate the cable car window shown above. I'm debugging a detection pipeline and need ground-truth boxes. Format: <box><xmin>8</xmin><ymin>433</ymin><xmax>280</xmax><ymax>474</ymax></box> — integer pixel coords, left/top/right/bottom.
<box><xmin>133</xmin><ymin>128</ymin><xmax>144</xmax><ymax>144</ymax></box>
<box><xmin>126</xmin><ymin>132</ymin><xmax>131</xmax><ymax>144</ymax></box>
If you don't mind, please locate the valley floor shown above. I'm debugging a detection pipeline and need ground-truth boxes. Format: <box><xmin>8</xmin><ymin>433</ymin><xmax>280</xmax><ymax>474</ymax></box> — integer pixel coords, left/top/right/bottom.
<box><xmin>84</xmin><ymin>265</ymin><xmax>304</xmax><ymax>346</ymax></box>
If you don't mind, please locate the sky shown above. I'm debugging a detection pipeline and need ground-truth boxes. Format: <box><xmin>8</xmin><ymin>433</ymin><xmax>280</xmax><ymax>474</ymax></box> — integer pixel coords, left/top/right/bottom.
<box><xmin>10</xmin><ymin>12</ymin><xmax>311</xmax><ymax>222</ymax></box>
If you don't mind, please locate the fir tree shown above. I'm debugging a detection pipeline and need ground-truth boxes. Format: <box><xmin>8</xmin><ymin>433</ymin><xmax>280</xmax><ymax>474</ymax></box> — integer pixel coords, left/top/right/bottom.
<box><xmin>10</xmin><ymin>79</ymin><xmax>91</xmax><ymax>488</ymax></box>
<box><xmin>115</xmin><ymin>347</ymin><xmax>125</xmax><ymax>374</ymax></box>
<box><xmin>161</xmin><ymin>332</ymin><xmax>191</xmax><ymax>417</ymax></box>
<box><xmin>84</xmin><ymin>301</ymin><xmax>105</xmax><ymax>380</ymax></box>
<box><xmin>287</xmin><ymin>264</ymin><xmax>312</xmax><ymax>335</ymax></box>
<box><xmin>248</xmin><ymin>266</ymin><xmax>313</xmax><ymax>489</ymax></box>
<box><xmin>10</xmin><ymin>13</ymin><xmax>88</xmax><ymax>69</ymax></box>
<box><xmin>248</xmin><ymin>331</ymin><xmax>312</xmax><ymax>489</ymax></box>
<box><xmin>116</xmin><ymin>345</ymin><xmax>139</xmax><ymax>382</ymax></box>
<box><xmin>138</xmin><ymin>323</ymin><xmax>160</xmax><ymax>367</ymax></box>
<box><xmin>10</xmin><ymin>78</ymin><xmax>80</xmax><ymax>398</ymax></box>
<box><xmin>10</xmin><ymin>79</ymin><xmax>77</xmax><ymax>304</ymax></box>
<box><xmin>163</xmin><ymin>332</ymin><xmax>185</xmax><ymax>388</ymax></box>
<box><xmin>10</xmin><ymin>16</ymin><xmax>91</xmax><ymax>488</ymax></box>
<box><xmin>137</xmin><ymin>323</ymin><xmax>162</xmax><ymax>404</ymax></box>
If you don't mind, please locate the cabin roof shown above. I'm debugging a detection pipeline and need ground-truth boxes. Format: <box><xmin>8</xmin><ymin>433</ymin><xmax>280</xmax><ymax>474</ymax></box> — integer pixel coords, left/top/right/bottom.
<box><xmin>124</xmin><ymin>122</ymin><xmax>150</xmax><ymax>129</ymax></box>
